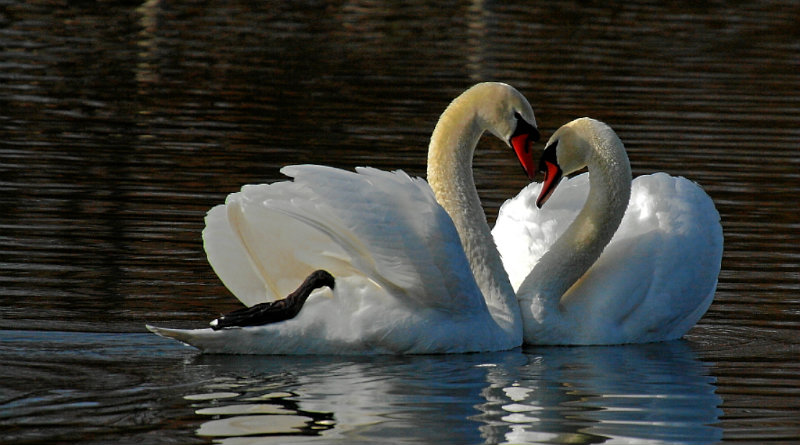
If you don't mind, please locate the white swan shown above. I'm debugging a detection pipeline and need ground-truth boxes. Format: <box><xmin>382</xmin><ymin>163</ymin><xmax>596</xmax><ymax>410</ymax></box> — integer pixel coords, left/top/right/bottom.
<box><xmin>147</xmin><ymin>82</ymin><xmax>540</xmax><ymax>354</ymax></box>
<box><xmin>493</xmin><ymin>118</ymin><xmax>723</xmax><ymax>345</ymax></box>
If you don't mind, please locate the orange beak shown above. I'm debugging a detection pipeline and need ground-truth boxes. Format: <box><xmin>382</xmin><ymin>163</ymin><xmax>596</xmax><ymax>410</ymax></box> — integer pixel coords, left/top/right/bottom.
<box><xmin>536</xmin><ymin>142</ymin><xmax>562</xmax><ymax>208</ymax></box>
<box><xmin>510</xmin><ymin>113</ymin><xmax>540</xmax><ymax>179</ymax></box>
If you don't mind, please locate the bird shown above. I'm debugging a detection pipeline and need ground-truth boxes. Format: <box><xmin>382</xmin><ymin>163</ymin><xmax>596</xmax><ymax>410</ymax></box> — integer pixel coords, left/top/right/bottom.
<box><xmin>146</xmin><ymin>82</ymin><xmax>540</xmax><ymax>354</ymax></box>
<box><xmin>493</xmin><ymin>117</ymin><xmax>723</xmax><ymax>345</ymax></box>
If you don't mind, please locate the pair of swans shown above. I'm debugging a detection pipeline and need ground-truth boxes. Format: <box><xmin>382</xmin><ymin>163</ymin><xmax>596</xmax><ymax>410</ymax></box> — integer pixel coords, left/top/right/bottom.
<box><xmin>148</xmin><ymin>83</ymin><xmax>723</xmax><ymax>353</ymax></box>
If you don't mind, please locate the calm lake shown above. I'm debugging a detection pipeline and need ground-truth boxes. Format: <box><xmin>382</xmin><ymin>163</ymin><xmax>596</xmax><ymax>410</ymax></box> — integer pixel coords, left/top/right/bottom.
<box><xmin>1</xmin><ymin>1</ymin><xmax>798</xmax><ymax>444</ymax></box>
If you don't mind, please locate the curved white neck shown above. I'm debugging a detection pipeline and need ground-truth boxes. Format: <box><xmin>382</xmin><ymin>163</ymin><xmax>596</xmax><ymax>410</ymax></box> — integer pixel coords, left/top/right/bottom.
<box><xmin>518</xmin><ymin>128</ymin><xmax>632</xmax><ymax>313</ymax></box>
<box><xmin>426</xmin><ymin>98</ymin><xmax>522</xmax><ymax>336</ymax></box>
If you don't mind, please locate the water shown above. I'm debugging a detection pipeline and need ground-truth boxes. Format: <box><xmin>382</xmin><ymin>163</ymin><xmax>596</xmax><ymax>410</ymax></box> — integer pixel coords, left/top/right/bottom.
<box><xmin>1</xmin><ymin>0</ymin><xmax>798</xmax><ymax>443</ymax></box>
<box><xmin>2</xmin><ymin>331</ymin><xmax>723</xmax><ymax>444</ymax></box>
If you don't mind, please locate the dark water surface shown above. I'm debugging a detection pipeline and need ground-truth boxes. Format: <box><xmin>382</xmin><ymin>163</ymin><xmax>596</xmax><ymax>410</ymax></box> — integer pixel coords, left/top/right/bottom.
<box><xmin>1</xmin><ymin>1</ymin><xmax>798</xmax><ymax>443</ymax></box>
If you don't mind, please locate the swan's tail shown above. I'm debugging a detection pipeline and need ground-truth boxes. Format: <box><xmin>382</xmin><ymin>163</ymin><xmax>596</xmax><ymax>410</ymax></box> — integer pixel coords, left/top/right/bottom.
<box><xmin>145</xmin><ymin>324</ymin><xmax>270</xmax><ymax>354</ymax></box>
<box><xmin>146</xmin><ymin>325</ymin><xmax>208</xmax><ymax>348</ymax></box>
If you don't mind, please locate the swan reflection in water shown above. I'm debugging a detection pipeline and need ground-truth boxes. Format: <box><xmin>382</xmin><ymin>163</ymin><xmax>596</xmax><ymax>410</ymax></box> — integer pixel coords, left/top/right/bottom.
<box><xmin>478</xmin><ymin>342</ymin><xmax>722</xmax><ymax>444</ymax></box>
<box><xmin>184</xmin><ymin>341</ymin><xmax>721</xmax><ymax>444</ymax></box>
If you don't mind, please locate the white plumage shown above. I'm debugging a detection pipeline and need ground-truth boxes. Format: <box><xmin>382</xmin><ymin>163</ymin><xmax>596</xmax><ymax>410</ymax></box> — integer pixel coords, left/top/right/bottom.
<box><xmin>494</xmin><ymin>118</ymin><xmax>723</xmax><ymax>344</ymax></box>
<box><xmin>147</xmin><ymin>99</ymin><xmax>723</xmax><ymax>352</ymax></box>
<box><xmin>147</xmin><ymin>82</ymin><xmax>538</xmax><ymax>354</ymax></box>
<box><xmin>151</xmin><ymin>166</ymin><xmax>519</xmax><ymax>354</ymax></box>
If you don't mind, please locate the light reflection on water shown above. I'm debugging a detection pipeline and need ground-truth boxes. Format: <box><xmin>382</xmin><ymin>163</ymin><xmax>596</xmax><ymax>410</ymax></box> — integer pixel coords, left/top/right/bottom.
<box><xmin>4</xmin><ymin>329</ymin><xmax>717</xmax><ymax>444</ymax></box>
<box><xmin>1</xmin><ymin>329</ymin><xmax>722</xmax><ymax>444</ymax></box>
<box><xmin>162</xmin><ymin>340</ymin><xmax>719</xmax><ymax>444</ymax></box>
<box><xmin>1</xmin><ymin>0</ymin><xmax>799</xmax><ymax>443</ymax></box>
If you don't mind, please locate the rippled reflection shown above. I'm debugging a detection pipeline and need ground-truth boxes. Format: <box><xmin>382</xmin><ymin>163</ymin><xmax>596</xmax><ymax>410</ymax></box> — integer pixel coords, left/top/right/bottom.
<box><xmin>172</xmin><ymin>341</ymin><xmax>720</xmax><ymax>444</ymax></box>
<box><xmin>187</xmin><ymin>389</ymin><xmax>333</xmax><ymax>440</ymax></box>
<box><xmin>480</xmin><ymin>343</ymin><xmax>722</xmax><ymax>444</ymax></box>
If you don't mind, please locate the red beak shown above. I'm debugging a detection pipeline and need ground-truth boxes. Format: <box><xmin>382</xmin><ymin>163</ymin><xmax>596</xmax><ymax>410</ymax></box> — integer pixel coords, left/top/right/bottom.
<box><xmin>509</xmin><ymin>113</ymin><xmax>540</xmax><ymax>180</ymax></box>
<box><xmin>536</xmin><ymin>159</ymin><xmax>562</xmax><ymax>208</ymax></box>
<box><xmin>511</xmin><ymin>132</ymin><xmax>536</xmax><ymax>180</ymax></box>
<box><xmin>536</xmin><ymin>142</ymin><xmax>563</xmax><ymax>208</ymax></box>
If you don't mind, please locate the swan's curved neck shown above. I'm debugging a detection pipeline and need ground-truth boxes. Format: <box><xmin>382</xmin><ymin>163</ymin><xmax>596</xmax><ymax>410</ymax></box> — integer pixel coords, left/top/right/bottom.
<box><xmin>519</xmin><ymin>127</ymin><xmax>632</xmax><ymax>314</ymax></box>
<box><xmin>426</xmin><ymin>98</ymin><xmax>521</xmax><ymax>334</ymax></box>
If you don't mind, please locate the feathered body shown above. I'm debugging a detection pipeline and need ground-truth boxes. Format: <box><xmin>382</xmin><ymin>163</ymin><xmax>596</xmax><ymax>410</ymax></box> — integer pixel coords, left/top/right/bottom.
<box><xmin>494</xmin><ymin>118</ymin><xmax>723</xmax><ymax>344</ymax></box>
<box><xmin>148</xmin><ymin>83</ymin><xmax>538</xmax><ymax>354</ymax></box>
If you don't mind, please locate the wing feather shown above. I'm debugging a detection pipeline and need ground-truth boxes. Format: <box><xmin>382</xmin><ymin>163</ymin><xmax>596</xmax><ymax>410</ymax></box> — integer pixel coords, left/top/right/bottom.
<box><xmin>203</xmin><ymin>165</ymin><xmax>484</xmax><ymax>313</ymax></box>
<box><xmin>494</xmin><ymin>172</ymin><xmax>723</xmax><ymax>341</ymax></box>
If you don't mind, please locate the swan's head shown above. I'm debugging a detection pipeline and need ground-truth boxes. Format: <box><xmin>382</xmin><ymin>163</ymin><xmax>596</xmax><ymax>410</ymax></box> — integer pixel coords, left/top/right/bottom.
<box><xmin>536</xmin><ymin>117</ymin><xmax>610</xmax><ymax>208</ymax></box>
<box><xmin>467</xmin><ymin>83</ymin><xmax>540</xmax><ymax>178</ymax></box>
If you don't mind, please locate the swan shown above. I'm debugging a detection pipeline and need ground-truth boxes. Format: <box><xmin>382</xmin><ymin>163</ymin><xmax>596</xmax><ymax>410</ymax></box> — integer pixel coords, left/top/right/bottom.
<box><xmin>147</xmin><ymin>82</ymin><xmax>540</xmax><ymax>354</ymax></box>
<box><xmin>493</xmin><ymin>117</ymin><xmax>723</xmax><ymax>345</ymax></box>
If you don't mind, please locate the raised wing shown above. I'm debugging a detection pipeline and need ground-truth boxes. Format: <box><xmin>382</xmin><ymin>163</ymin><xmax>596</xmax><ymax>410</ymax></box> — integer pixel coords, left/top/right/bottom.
<box><xmin>493</xmin><ymin>174</ymin><xmax>591</xmax><ymax>291</ymax></box>
<box><xmin>203</xmin><ymin>165</ymin><xmax>485</xmax><ymax>313</ymax></box>
<box><xmin>494</xmin><ymin>173</ymin><xmax>723</xmax><ymax>341</ymax></box>
<box><xmin>574</xmin><ymin>173</ymin><xmax>723</xmax><ymax>338</ymax></box>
